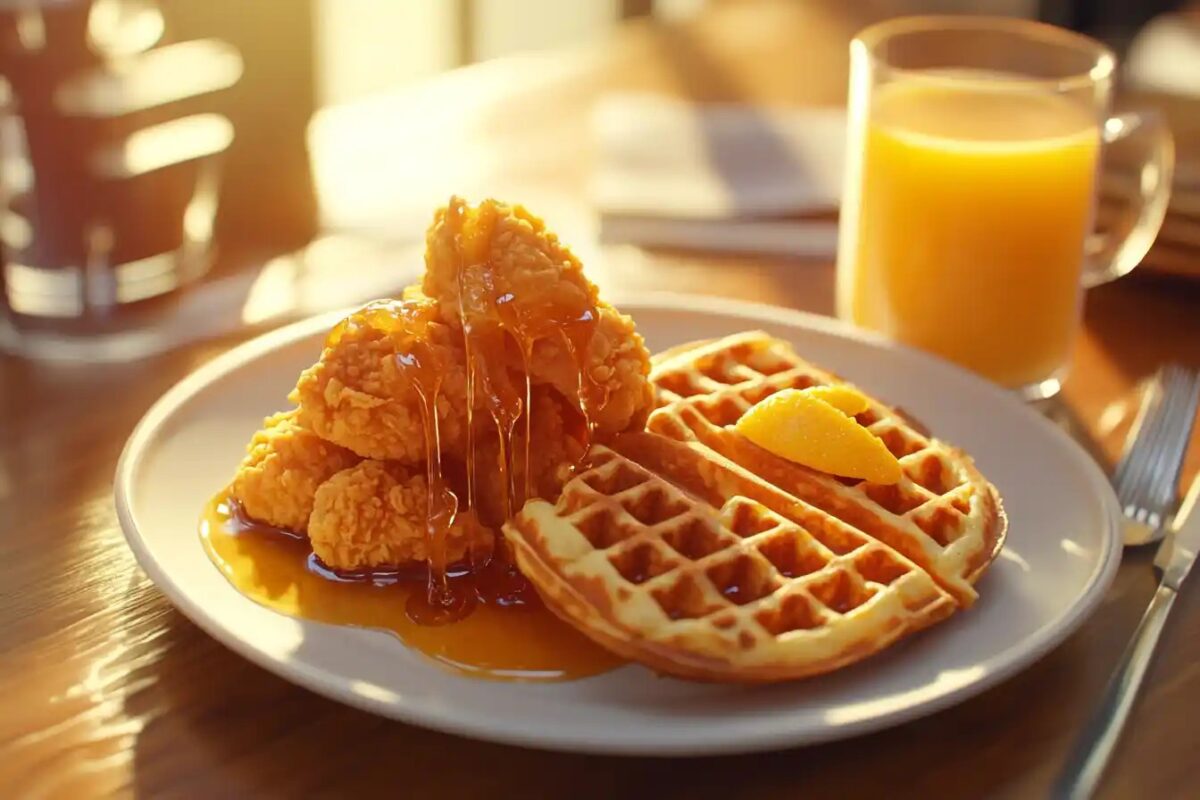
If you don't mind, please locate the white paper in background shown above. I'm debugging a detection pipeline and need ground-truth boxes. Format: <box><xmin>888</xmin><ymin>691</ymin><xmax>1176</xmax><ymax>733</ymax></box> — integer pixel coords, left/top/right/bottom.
<box><xmin>307</xmin><ymin>52</ymin><xmax>602</xmax><ymax>245</ymax></box>
<box><xmin>590</xmin><ymin>92</ymin><xmax>848</xmax><ymax>219</ymax></box>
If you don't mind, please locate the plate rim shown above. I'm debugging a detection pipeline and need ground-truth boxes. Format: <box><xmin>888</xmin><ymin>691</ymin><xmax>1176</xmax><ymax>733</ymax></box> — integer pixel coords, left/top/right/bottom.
<box><xmin>113</xmin><ymin>291</ymin><xmax>1122</xmax><ymax>755</ymax></box>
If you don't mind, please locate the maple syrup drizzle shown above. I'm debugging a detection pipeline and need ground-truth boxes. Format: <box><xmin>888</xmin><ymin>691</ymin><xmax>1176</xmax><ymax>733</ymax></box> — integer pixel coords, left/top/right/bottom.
<box><xmin>408</xmin><ymin>374</ymin><xmax>468</xmax><ymax>621</ymax></box>
<box><xmin>207</xmin><ymin>201</ymin><xmax>632</xmax><ymax>680</ymax></box>
<box><xmin>357</xmin><ymin>301</ymin><xmax>470</xmax><ymax>622</ymax></box>
<box><xmin>457</xmin><ymin>204</ymin><xmax>519</xmax><ymax>520</ymax></box>
<box><xmin>200</xmin><ymin>494</ymin><xmax>623</xmax><ymax>681</ymax></box>
<box><xmin>518</xmin><ymin>338</ymin><xmax>535</xmax><ymax>503</ymax></box>
<box><xmin>455</xmin><ymin>242</ymin><xmax>479</xmax><ymax>528</ymax></box>
<box><xmin>559</xmin><ymin>311</ymin><xmax>600</xmax><ymax>446</ymax></box>
<box><xmin>462</xmin><ymin>346</ymin><xmax>478</xmax><ymax>516</ymax></box>
<box><xmin>454</xmin><ymin>259</ymin><xmax>501</xmax><ymax>578</ymax></box>
<box><xmin>452</xmin><ymin>202</ymin><xmax>605</xmax><ymax>503</ymax></box>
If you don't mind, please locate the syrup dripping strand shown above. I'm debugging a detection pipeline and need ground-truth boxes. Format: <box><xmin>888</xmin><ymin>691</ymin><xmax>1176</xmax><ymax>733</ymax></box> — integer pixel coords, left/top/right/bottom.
<box><xmin>491</xmin><ymin>293</ymin><xmax>526</xmax><ymax>517</ymax></box>
<box><xmin>463</xmin><ymin>356</ymin><xmax>477</xmax><ymax>507</ymax></box>
<box><xmin>410</xmin><ymin>375</ymin><xmax>456</xmax><ymax>597</ymax></box>
<box><xmin>519</xmin><ymin>337</ymin><xmax>534</xmax><ymax>504</ymax></box>
<box><xmin>494</xmin><ymin>396</ymin><xmax>518</xmax><ymax>521</ymax></box>
<box><xmin>455</xmin><ymin>237</ymin><xmax>481</xmax><ymax>569</ymax></box>
<box><xmin>369</xmin><ymin>298</ymin><xmax>469</xmax><ymax>623</ymax></box>
<box><xmin>465</xmin><ymin>317</ymin><xmax>521</xmax><ymax>525</ymax></box>
<box><xmin>560</xmin><ymin>312</ymin><xmax>600</xmax><ymax>448</ymax></box>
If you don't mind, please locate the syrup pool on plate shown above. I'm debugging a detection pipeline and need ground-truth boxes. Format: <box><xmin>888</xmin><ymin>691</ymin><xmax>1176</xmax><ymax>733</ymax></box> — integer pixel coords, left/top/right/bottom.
<box><xmin>199</xmin><ymin>493</ymin><xmax>623</xmax><ymax>681</ymax></box>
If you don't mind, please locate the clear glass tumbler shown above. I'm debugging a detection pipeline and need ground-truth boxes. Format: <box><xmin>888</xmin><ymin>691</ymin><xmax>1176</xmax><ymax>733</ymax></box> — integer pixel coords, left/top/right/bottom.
<box><xmin>836</xmin><ymin>16</ymin><xmax>1173</xmax><ymax>399</ymax></box>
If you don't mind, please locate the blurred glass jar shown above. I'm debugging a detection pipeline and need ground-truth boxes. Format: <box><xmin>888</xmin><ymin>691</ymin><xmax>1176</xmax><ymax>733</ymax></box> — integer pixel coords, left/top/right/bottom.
<box><xmin>0</xmin><ymin>0</ymin><xmax>241</xmax><ymax>353</ymax></box>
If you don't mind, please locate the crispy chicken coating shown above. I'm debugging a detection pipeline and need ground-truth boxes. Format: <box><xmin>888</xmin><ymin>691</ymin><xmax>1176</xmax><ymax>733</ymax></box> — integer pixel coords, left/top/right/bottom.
<box><xmin>290</xmin><ymin>295</ymin><xmax>473</xmax><ymax>462</ymax></box>
<box><xmin>293</xmin><ymin>221</ymin><xmax>652</xmax><ymax>463</ymax></box>
<box><xmin>423</xmin><ymin>197</ymin><xmax>597</xmax><ymax>329</ymax></box>
<box><xmin>422</xmin><ymin>196</ymin><xmax>653</xmax><ymax>437</ymax></box>
<box><xmin>308</xmin><ymin>460</ymin><xmax>493</xmax><ymax>571</ymax></box>
<box><xmin>236</xmin><ymin>196</ymin><xmax>655</xmax><ymax>570</ymax></box>
<box><xmin>526</xmin><ymin>302</ymin><xmax>655</xmax><ymax>436</ymax></box>
<box><xmin>230</xmin><ymin>409</ymin><xmax>359</xmax><ymax>532</ymax></box>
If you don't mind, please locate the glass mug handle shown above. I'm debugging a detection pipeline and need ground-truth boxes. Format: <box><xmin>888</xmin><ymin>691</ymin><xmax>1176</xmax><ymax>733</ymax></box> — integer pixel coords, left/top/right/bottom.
<box><xmin>1083</xmin><ymin>111</ymin><xmax>1174</xmax><ymax>288</ymax></box>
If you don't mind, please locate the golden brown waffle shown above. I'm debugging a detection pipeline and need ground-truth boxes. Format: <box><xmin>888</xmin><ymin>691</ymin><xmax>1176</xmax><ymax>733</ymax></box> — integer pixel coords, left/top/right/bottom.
<box><xmin>503</xmin><ymin>331</ymin><xmax>1005</xmax><ymax>682</ymax></box>
<box><xmin>506</xmin><ymin>440</ymin><xmax>958</xmax><ymax>681</ymax></box>
<box><xmin>647</xmin><ymin>331</ymin><xmax>1006</xmax><ymax>606</ymax></box>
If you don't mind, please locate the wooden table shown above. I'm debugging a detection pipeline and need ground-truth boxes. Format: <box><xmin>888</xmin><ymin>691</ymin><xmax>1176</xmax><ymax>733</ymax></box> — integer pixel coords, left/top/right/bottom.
<box><xmin>3</xmin><ymin>3</ymin><xmax>1199</xmax><ymax>797</ymax></box>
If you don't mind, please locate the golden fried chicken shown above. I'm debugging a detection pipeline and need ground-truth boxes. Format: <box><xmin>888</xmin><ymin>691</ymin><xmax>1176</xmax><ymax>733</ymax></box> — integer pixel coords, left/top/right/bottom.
<box><xmin>308</xmin><ymin>460</ymin><xmax>493</xmax><ymax>571</ymax></box>
<box><xmin>291</xmin><ymin>295</ymin><xmax>474</xmax><ymax>462</ymax></box>
<box><xmin>523</xmin><ymin>387</ymin><xmax>589</xmax><ymax>499</ymax></box>
<box><xmin>422</xmin><ymin>196</ymin><xmax>653</xmax><ymax>437</ymax></box>
<box><xmin>423</xmin><ymin>197</ymin><xmax>597</xmax><ymax>330</ymax></box>
<box><xmin>237</xmin><ymin>196</ymin><xmax>655</xmax><ymax>573</ymax></box>
<box><xmin>293</xmin><ymin>201</ymin><xmax>653</xmax><ymax>463</ymax></box>
<box><xmin>230</xmin><ymin>409</ymin><xmax>360</xmax><ymax>532</ymax></box>
<box><xmin>526</xmin><ymin>303</ymin><xmax>655</xmax><ymax>436</ymax></box>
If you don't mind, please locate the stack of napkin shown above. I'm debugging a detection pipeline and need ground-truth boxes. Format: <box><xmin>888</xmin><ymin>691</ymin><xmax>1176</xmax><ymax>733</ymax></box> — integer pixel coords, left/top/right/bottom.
<box><xmin>590</xmin><ymin>92</ymin><xmax>846</xmax><ymax>258</ymax></box>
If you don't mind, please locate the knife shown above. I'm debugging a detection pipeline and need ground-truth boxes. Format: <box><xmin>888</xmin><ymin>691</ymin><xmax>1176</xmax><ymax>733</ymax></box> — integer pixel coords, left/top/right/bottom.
<box><xmin>1055</xmin><ymin>473</ymin><xmax>1200</xmax><ymax>799</ymax></box>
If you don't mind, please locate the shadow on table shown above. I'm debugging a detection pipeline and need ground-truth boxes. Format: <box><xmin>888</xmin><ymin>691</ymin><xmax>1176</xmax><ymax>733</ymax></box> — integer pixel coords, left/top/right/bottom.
<box><xmin>1083</xmin><ymin>275</ymin><xmax>1200</xmax><ymax>386</ymax></box>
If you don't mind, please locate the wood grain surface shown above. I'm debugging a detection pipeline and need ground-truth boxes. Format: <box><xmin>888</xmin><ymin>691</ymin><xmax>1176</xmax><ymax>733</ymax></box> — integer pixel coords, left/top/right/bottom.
<box><xmin>2</xmin><ymin>2</ymin><xmax>1199</xmax><ymax>797</ymax></box>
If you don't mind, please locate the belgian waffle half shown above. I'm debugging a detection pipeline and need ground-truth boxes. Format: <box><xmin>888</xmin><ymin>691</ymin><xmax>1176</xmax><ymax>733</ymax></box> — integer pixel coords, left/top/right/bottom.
<box><xmin>504</xmin><ymin>332</ymin><xmax>1006</xmax><ymax>682</ymax></box>
<box><xmin>648</xmin><ymin>331</ymin><xmax>1005</xmax><ymax>605</ymax></box>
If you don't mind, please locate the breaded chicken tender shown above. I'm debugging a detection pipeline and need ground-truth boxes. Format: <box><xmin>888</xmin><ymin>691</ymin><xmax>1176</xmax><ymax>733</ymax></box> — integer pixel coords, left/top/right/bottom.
<box><xmin>230</xmin><ymin>409</ymin><xmax>359</xmax><ymax>532</ymax></box>
<box><xmin>293</xmin><ymin>200</ymin><xmax>653</xmax><ymax>465</ymax></box>
<box><xmin>423</xmin><ymin>197</ymin><xmax>597</xmax><ymax>329</ymax></box>
<box><xmin>526</xmin><ymin>303</ymin><xmax>655</xmax><ymax>436</ymax></box>
<box><xmin>236</xmin><ymin>196</ymin><xmax>655</xmax><ymax>571</ymax></box>
<box><xmin>308</xmin><ymin>460</ymin><xmax>493</xmax><ymax>571</ymax></box>
<box><xmin>422</xmin><ymin>196</ymin><xmax>654</xmax><ymax>437</ymax></box>
<box><xmin>291</xmin><ymin>295</ymin><xmax>473</xmax><ymax>462</ymax></box>
<box><xmin>526</xmin><ymin>389</ymin><xmax>587</xmax><ymax>496</ymax></box>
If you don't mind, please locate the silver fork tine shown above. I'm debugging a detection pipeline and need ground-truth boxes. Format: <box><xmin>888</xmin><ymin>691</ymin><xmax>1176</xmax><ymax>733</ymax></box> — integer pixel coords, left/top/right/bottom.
<box><xmin>1113</xmin><ymin>370</ymin><xmax>1169</xmax><ymax>511</ymax></box>
<box><xmin>1123</xmin><ymin>368</ymin><xmax>1180</xmax><ymax>522</ymax></box>
<box><xmin>1134</xmin><ymin>368</ymin><xmax>1191</xmax><ymax>520</ymax></box>
<box><xmin>1143</xmin><ymin>369</ymin><xmax>1200</xmax><ymax>522</ymax></box>
<box><xmin>1132</xmin><ymin>371</ymin><xmax>1190</xmax><ymax>510</ymax></box>
<box><xmin>1117</xmin><ymin>366</ymin><xmax>1200</xmax><ymax>533</ymax></box>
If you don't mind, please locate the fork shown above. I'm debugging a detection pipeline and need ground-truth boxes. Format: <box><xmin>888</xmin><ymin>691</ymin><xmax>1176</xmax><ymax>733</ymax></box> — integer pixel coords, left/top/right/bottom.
<box><xmin>1112</xmin><ymin>365</ymin><xmax>1200</xmax><ymax>545</ymax></box>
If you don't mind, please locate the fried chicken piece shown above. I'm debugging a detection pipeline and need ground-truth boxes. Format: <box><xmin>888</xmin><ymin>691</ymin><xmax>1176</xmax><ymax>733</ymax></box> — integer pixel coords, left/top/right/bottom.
<box><xmin>525</xmin><ymin>387</ymin><xmax>589</xmax><ymax>499</ymax></box>
<box><xmin>423</xmin><ymin>197</ymin><xmax>597</xmax><ymax>328</ymax></box>
<box><xmin>230</xmin><ymin>409</ymin><xmax>360</xmax><ymax>532</ymax></box>
<box><xmin>526</xmin><ymin>302</ymin><xmax>655</xmax><ymax>436</ymax></box>
<box><xmin>233</xmin><ymin>197</ymin><xmax>658</xmax><ymax>582</ymax></box>
<box><xmin>308</xmin><ymin>459</ymin><xmax>494</xmax><ymax>571</ymax></box>
<box><xmin>290</xmin><ymin>295</ymin><xmax>473</xmax><ymax>462</ymax></box>
<box><xmin>292</xmin><ymin>197</ymin><xmax>652</xmax><ymax>470</ymax></box>
<box><xmin>422</xmin><ymin>196</ymin><xmax>654</xmax><ymax>437</ymax></box>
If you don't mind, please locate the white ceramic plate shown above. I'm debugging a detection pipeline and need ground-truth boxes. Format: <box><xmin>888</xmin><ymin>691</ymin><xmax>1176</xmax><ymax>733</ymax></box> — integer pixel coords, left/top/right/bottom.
<box><xmin>115</xmin><ymin>294</ymin><xmax>1121</xmax><ymax>756</ymax></box>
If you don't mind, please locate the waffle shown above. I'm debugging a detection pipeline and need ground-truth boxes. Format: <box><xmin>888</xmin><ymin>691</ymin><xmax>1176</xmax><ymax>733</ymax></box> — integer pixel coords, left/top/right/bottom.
<box><xmin>647</xmin><ymin>331</ymin><xmax>1006</xmax><ymax>605</ymax></box>
<box><xmin>504</xmin><ymin>332</ymin><xmax>1005</xmax><ymax>682</ymax></box>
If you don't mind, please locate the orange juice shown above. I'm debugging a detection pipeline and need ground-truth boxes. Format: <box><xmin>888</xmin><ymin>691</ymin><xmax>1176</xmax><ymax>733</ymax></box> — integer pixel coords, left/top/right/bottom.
<box><xmin>838</xmin><ymin>79</ymin><xmax>1101</xmax><ymax>388</ymax></box>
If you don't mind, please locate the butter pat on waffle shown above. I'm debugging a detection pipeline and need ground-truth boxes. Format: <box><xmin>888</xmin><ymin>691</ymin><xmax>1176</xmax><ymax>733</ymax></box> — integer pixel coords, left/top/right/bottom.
<box><xmin>504</xmin><ymin>331</ymin><xmax>1005</xmax><ymax>682</ymax></box>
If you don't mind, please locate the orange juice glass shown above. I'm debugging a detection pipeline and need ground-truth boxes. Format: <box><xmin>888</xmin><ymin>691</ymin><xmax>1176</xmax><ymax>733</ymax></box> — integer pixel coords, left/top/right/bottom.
<box><xmin>837</xmin><ymin>17</ymin><xmax>1173</xmax><ymax>398</ymax></box>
